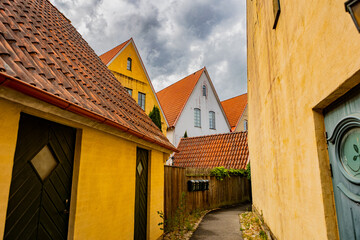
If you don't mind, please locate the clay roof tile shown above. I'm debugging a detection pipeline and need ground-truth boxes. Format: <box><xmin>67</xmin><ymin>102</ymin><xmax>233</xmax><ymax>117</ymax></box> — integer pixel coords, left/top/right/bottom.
<box><xmin>0</xmin><ymin>0</ymin><xmax>175</xmax><ymax>152</ymax></box>
<box><xmin>173</xmin><ymin>132</ymin><xmax>249</xmax><ymax>169</ymax></box>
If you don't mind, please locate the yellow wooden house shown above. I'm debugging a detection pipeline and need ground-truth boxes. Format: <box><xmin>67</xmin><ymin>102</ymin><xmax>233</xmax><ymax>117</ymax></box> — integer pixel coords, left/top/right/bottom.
<box><xmin>100</xmin><ymin>39</ymin><xmax>168</xmax><ymax>134</ymax></box>
<box><xmin>0</xmin><ymin>1</ymin><xmax>176</xmax><ymax>239</ymax></box>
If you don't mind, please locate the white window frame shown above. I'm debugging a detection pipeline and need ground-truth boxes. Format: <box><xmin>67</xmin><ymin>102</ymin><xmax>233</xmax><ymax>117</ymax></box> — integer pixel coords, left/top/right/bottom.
<box><xmin>209</xmin><ymin>111</ymin><xmax>215</xmax><ymax>129</ymax></box>
<box><xmin>194</xmin><ymin>108</ymin><xmax>201</xmax><ymax>128</ymax></box>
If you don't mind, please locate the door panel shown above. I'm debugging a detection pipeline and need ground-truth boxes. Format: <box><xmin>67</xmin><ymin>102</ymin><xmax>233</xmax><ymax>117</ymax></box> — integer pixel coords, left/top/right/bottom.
<box><xmin>134</xmin><ymin>148</ymin><xmax>149</xmax><ymax>240</ymax></box>
<box><xmin>3</xmin><ymin>114</ymin><xmax>76</xmax><ymax>240</ymax></box>
<box><xmin>325</xmin><ymin>87</ymin><xmax>360</xmax><ymax>240</ymax></box>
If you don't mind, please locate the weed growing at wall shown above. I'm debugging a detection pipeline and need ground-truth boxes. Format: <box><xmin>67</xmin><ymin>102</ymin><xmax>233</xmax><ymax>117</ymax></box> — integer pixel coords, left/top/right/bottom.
<box><xmin>240</xmin><ymin>212</ymin><xmax>268</xmax><ymax>240</ymax></box>
<box><xmin>158</xmin><ymin>192</ymin><xmax>207</xmax><ymax>239</ymax></box>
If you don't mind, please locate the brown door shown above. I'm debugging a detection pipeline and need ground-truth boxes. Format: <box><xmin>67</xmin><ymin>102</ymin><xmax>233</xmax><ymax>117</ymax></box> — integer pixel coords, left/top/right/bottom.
<box><xmin>134</xmin><ymin>147</ymin><xmax>149</xmax><ymax>240</ymax></box>
<box><xmin>3</xmin><ymin>113</ymin><xmax>76</xmax><ymax>239</ymax></box>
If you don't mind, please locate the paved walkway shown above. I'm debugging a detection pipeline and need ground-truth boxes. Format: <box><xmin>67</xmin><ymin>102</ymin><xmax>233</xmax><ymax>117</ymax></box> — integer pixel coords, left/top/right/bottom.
<box><xmin>190</xmin><ymin>203</ymin><xmax>251</xmax><ymax>240</ymax></box>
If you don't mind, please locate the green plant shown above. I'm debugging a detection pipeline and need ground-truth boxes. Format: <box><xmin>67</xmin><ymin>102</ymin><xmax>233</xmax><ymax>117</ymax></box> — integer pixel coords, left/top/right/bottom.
<box><xmin>211</xmin><ymin>166</ymin><xmax>248</xmax><ymax>180</ymax></box>
<box><xmin>183</xmin><ymin>131</ymin><xmax>188</xmax><ymax>138</ymax></box>
<box><xmin>210</xmin><ymin>166</ymin><xmax>229</xmax><ymax>180</ymax></box>
<box><xmin>260</xmin><ymin>230</ymin><xmax>268</xmax><ymax>240</ymax></box>
<box><xmin>246</xmin><ymin>163</ymin><xmax>251</xmax><ymax>180</ymax></box>
<box><xmin>157</xmin><ymin>210</ymin><xmax>165</xmax><ymax>231</ymax></box>
<box><xmin>149</xmin><ymin>106</ymin><xmax>162</xmax><ymax>131</ymax></box>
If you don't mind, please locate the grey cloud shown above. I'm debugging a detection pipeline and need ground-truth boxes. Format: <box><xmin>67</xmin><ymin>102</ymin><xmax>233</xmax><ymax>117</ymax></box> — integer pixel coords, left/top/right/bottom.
<box><xmin>50</xmin><ymin>0</ymin><xmax>247</xmax><ymax>100</ymax></box>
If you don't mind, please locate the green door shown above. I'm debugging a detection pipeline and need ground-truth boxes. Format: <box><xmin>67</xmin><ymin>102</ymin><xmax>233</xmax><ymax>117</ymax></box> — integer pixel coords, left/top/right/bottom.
<box><xmin>3</xmin><ymin>114</ymin><xmax>76</xmax><ymax>240</ymax></box>
<box><xmin>134</xmin><ymin>148</ymin><xmax>149</xmax><ymax>240</ymax></box>
<box><xmin>325</xmin><ymin>86</ymin><xmax>360</xmax><ymax>240</ymax></box>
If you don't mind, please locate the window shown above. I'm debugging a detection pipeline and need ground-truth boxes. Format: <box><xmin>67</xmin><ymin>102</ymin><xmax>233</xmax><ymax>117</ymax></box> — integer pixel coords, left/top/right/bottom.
<box><xmin>244</xmin><ymin>120</ymin><xmax>248</xmax><ymax>131</ymax></box>
<box><xmin>209</xmin><ymin>111</ymin><xmax>215</xmax><ymax>129</ymax></box>
<box><xmin>202</xmin><ymin>85</ymin><xmax>206</xmax><ymax>96</ymax></box>
<box><xmin>194</xmin><ymin>108</ymin><xmax>201</xmax><ymax>127</ymax></box>
<box><xmin>138</xmin><ymin>92</ymin><xmax>145</xmax><ymax>110</ymax></box>
<box><xmin>127</xmin><ymin>57</ymin><xmax>132</xmax><ymax>71</ymax></box>
<box><xmin>125</xmin><ymin>88</ymin><xmax>132</xmax><ymax>96</ymax></box>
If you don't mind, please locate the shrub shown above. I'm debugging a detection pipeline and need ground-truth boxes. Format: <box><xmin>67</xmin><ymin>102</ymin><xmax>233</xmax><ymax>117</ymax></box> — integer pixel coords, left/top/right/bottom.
<box><xmin>210</xmin><ymin>166</ymin><xmax>249</xmax><ymax>180</ymax></box>
<box><xmin>149</xmin><ymin>106</ymin><xmax>162</xmax><ymax>131</ymax></box>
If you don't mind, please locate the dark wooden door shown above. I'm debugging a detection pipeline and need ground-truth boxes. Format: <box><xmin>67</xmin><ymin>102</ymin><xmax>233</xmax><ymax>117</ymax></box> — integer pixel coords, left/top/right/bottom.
<box><xmin>134</xmin><ymin>148</ymin><xmax>149</xmax><ymax>240</ymax></box>
<box><xmin>3</xmin><ymin>113</ymin><xmax>76</xmax><ymax>240</ymax></box>
<box><xmin>325</xmin><ymin>86</ymin><xmax>360</xmax><ymax>240</ymax></box>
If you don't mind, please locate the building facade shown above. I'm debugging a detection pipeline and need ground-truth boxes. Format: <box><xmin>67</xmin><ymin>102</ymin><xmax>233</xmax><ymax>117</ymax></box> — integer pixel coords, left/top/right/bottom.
<box><xmin>100</xmin><ymin>39</ymin><xmax>169</xmax><ymax>134</ymax></box>
<box><xmin>0</xmin><ymin>1</ymin><xmax>175</xmax><ymax>239</ymax></box>
<box><xmin>248</xmin><ymin>0</ymin><xmax>360</xmax><ymax>239</ymax></box>
<box><xmin>157</xmin><ymin>67</ymin><xmax>230</xmax><ymax>147</ymax></box>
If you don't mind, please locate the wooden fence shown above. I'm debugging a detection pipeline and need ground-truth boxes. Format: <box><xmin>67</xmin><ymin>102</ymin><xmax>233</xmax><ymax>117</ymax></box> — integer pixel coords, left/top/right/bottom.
<box><xmin>164</xmin><ymin>166</ymin><xmax>251</xmax><ymax>220</ymax></box>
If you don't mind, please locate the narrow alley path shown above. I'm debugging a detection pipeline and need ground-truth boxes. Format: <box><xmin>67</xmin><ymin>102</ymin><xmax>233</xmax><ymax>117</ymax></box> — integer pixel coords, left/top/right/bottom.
<box><xmin>190</xmin><ymin>203</ymin><xmax>252</xmax><ymax>240</ymax></box>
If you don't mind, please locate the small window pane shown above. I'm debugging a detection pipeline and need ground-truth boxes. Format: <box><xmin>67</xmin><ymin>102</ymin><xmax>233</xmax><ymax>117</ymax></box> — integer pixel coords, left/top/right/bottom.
<box><xmin>138</xmin><ymin>92</ymin><xmax>146</xmax><ymax>110</ymax></box>
<box><xmin>203</xmin><ymin>85</ymin><xmax>206</xmax><ymax>96</ymax></box>
<box><xmin>125</xmin><ymin>88</ymin><xmax>132</xmax><ymax>96</ymax></box>
<box><xmin>194</xmin><ymin>108</ymin><xmax>201</xmax><ymax>127</ymax></box>
<box><xmin>244</xmin><ymin>120</ymin><xmax>248</xmax><ymax>131</ymax></box>
<box><xmin>127</xmin><ymin>58</ymin><xmax>132</xmax><ymax>70</ymax></box>
<box><xmin>209</xmin><ymin>111</ymin><xmax>215</xmax><ymax>129</ymax></box>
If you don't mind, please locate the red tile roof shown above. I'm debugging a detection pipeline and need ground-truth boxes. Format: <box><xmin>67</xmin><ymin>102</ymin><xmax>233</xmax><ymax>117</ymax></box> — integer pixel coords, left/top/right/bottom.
<box><xmin>0</xmin><ymin>0</ymin><xmax>175</xmax><ymax>151</ymax></box>
<box><xmin>221</xmin><ymin>94</ymin><xmax>247</xmax><ymax>132</ymax></box>
<box><xmin>173</xmin><ymin>132</ymin><xmax>249</xmax><ymax>169</ymax></box>
<box><xmin>157</xmin><ymin>68</ymin><xmax>205</xmax><ymax>127</ymax></box>
<box><xmin>99</xmin><ymin>39</ymin><xmax>131</xmax><ymax>65</ymax></box>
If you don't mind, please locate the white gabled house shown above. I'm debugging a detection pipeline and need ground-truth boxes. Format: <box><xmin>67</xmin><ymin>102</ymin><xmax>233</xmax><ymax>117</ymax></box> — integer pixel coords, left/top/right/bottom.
<box><xmin>157</xmin><ymin>67</ymin><xmax>230</xmax><ymax>148</ymax></box>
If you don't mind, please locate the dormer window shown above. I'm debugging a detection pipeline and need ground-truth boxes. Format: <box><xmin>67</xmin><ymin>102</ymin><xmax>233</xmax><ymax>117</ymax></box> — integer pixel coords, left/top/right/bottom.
<box><xmin>127</xmin><ymin>57</ymin><xmax>132</xmax><ymax>71</ymax></box>
<box><xmin>202</xmin><ymin>85</ymin><xmax>206</xmax><ymax>96</ymax></box>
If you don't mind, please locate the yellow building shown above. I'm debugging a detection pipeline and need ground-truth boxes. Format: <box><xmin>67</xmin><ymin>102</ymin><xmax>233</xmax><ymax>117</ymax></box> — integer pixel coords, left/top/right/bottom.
<box><xmin>100</xmin><ymin>39</ymin><xmax>168</xmax><ymax>134</ymax></box>
<box><xmin>0</xmin><ymin>1</ymin><xmax>176</xmax><ymax>239</ymax></box>
<box><xmin>248</xmin><ymin>0</ymin><xmax>360</xmax><ymax>239</ymax></box>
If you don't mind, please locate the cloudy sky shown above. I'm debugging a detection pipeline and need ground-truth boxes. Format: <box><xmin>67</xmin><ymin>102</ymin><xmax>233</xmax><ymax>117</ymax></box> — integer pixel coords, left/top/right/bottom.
<box><xmin>51</xmin><ymin>0</ymin><xmax>247</xmax><ymax>101</ymax></box>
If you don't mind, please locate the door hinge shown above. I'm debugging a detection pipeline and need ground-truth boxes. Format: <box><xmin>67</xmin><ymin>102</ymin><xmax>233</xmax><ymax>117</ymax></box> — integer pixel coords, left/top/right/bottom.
<box><xmin>330</xmin><ymin>164</ymin><xmax>333</xmax><ymax>178</ymax></box>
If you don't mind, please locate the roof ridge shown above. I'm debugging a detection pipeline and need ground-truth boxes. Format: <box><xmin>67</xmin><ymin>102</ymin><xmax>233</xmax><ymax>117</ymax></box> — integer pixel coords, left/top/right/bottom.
<box><xmin>221</xmin><ymin>92</ymin><xmax>248</xmax><ymax>103</ymax></box>
<box><xmin>157</xmin><ymin>67</ymin><xmax>205</xmax><ymax>93</ymax></box>
<box><xmin>182</xmin><ymin>131</ymin><xmax>246</xmax><ymax>140</ymax></box>
<box><xmin>99</xmin><ymin>38</ymin><xmax>132</xmax><ymax>65</ymax></box>
<box><xmin>157</xmin><ymin>67</ymin><xmax>205</xmax><ymax>127</ymax></box>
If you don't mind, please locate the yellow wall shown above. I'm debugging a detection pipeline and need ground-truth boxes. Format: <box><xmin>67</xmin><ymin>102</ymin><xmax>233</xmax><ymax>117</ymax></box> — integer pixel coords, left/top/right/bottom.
<box><xmin>0</xmin><ymin>99</ymin><xmax>20</xmax><ymax>236</ymax></box>
<box><xmin>0</xmin><ymin>93</ymin><xmax>168</xmax><ymax>240</ymax></box>
<box><xmin>247</xmin><ymin>1</ymin><xmax>360</xmax><ymax>239</ymax></box>
<box><xmin>108</xmin><ymin>42</ymin><xmax>168</xmax><ymax>134</ymax></box>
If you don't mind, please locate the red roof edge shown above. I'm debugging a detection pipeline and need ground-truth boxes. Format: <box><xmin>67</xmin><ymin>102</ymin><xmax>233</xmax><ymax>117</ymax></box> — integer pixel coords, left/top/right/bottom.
<box><xmin>171</xmin><ymin>67</ymin><xmax>205</xmax><ymax>126</ymax></box>
<box><xmin>99</xmin><ymin>38</ymin><xmax>132</xmax><ymax>65</ymax></box>
<box><xmin>0</xmin><ymin>73</ymin><xmax>178</xmax><ymax>152</ymax></box>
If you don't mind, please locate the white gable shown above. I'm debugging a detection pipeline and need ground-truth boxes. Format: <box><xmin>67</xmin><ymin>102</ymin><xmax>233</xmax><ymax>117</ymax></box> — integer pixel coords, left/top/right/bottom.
<box><xmin>170</xmin><ymin>72</ymin><xmax>230</xmax><ymax>147</ymax></box>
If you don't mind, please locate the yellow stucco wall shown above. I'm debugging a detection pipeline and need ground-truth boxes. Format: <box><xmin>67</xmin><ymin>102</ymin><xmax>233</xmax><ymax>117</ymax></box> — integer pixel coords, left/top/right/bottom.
<box><xmin>0</xmin><ymin>92</ymin><xmax>168</xmax><ymax>240</ymax></box>
<box><xmin>108</xmin><ymin>42</ymin><xmax>168</xmax><ymax>134</ymax></box>
<box><xmin>247</xmin><ymin>1</ymin><xmax>360</xmax><ymax>239</ymax></box>
<box><xmin>0</xmin><ymin>99</ymin><xmax>20</xmax><ymax>236</ymax></box>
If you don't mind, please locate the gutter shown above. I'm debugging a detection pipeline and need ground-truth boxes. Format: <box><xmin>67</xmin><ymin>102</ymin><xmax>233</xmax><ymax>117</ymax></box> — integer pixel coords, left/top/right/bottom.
<box><xmin>0</xmin><ymin>73</ymin><xmax>178</xmax><ymax>152</ymax></box>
